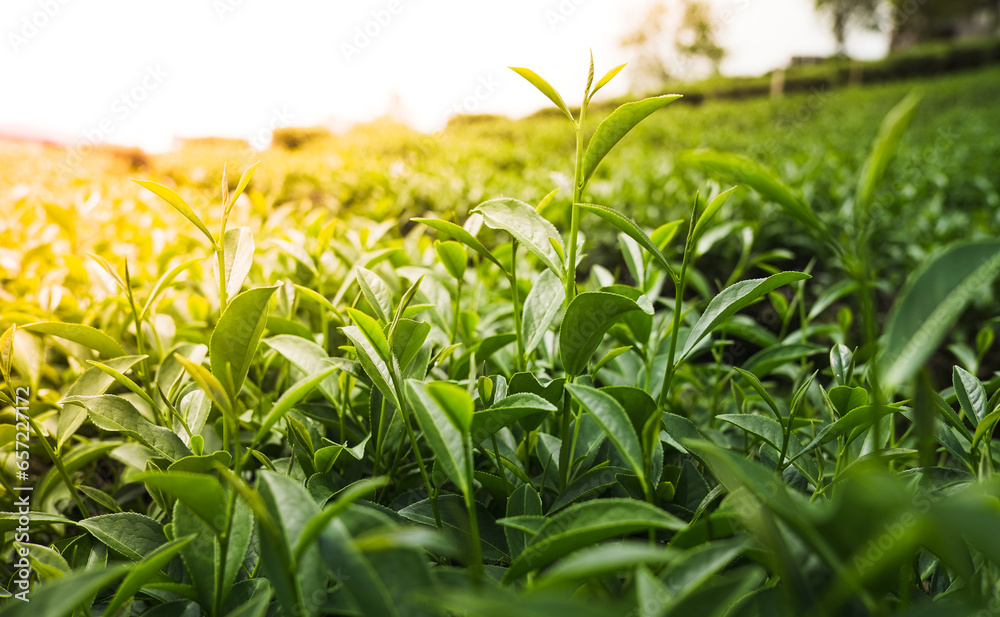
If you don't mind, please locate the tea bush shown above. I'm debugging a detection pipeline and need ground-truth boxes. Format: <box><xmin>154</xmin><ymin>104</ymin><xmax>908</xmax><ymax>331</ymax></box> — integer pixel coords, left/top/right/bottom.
<box><xmin>3</xmin><ymin>57</ymin><xmax>1000</xmax><ymax>617</ymax></box>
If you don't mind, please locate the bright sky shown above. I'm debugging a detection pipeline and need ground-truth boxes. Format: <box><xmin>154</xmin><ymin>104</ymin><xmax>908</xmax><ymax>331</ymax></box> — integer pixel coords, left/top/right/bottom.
<box><xmin>1</xmin><ymin>0</ymin><xmax>889</xmax><ymax>152</ymax></box>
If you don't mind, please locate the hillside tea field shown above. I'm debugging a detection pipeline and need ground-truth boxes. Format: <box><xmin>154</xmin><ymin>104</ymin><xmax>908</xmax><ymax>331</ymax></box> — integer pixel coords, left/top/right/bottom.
<box><xmin>3</xmin><ymin>59</ymin><xmax>1000</xmax><ymax>617</ymax></box>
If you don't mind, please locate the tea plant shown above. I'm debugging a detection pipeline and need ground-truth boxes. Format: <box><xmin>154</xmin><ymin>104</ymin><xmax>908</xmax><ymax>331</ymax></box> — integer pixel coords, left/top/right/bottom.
<box><xmin>3</xmin><ymin>56</ymin><xmax>1000</xmax><ymax>617</ymax></box>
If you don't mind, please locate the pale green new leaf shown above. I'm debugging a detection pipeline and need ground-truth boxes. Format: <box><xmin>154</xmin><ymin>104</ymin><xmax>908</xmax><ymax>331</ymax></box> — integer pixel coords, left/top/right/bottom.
<box><xmin>582</xmin><ymin>95</ymin><xmax>681</xmax><ymax>185</ymax></box>
<box><xmin>474</xmin><ymin>197</ymin><xmax>565</xmax><ymax>279</ymax></box>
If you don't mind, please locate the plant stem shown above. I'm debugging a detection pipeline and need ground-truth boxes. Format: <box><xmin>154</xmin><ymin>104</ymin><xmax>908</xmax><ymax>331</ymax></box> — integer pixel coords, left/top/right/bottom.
<box><xmin>658</xmin><ymin>198</ymin><xmax>699</xmax><ymax>408</ymax></box>
<box><xmin>451</xmin><ymin>276</ymin><xmax>462</xmax><ymax>346</ymax></box>
<box><xmin>393</xmin><ymin>381</ymin><xmax>442</xmax><ymax>530</ymax></box>
<box><xmin>509</xmin><ymin>239</ymin><xmax>526</xmax><ymax>372</ymax></box>
<box><xmin>566</xmin><ymin>100</ymin><xmax>588</xmax><ymax>305</ymax></box>
<box><xmin>26</xmin><ymin>414</ymin><xmax>90</xmax><ymax>517</ymax></box>
<box><xmin>463</xmin><ymin>435</ymin><xmax>484</xmax><ymax>583</ymax></box>
<box><xmin>559</xmin><ymin>384</ymin><xmax>573</xmax><ymax>490</ymax></box>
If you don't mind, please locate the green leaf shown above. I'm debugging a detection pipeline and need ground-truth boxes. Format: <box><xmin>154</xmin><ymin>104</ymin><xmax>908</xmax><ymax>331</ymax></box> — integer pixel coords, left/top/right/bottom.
<box><xmin>0</xmin><ymin>324</ymin><xmax>15</xmax><ymax>385</ymax></box>
<box><xmin>228</xmin><ymin>161</ymin><xmax>260</xmax><ymax>210</ymax></box>
<box><xmin>0</xmin><ymin>511</ymin><xmax>74</xmax><ymax>534</ymax></box>
<box><xmin>953</xmin><ymin>365</ymin><xmax>988</xmax><ymax>426</ymax></box>
<box><xmin>347</xmin><ymin>307</ymin><xmax>391</xmax><ymax>361</ymax></box>
<box><xmin>691</xmin><ymin>186</ymin><xmax>739</xmax><ymax>243</ymax></box>
<box><xmin>18</xmin><ymin>542</ymin><xmax>69</xmax><ymax>580</ymax></box>
<box><xmin>793</xmin><ymin>404</ymin><xmax>906</xmax><ymax>460</ymax></box>
<box><xmin>293</xmin><ymin>477</ymin><xmax>388</xmax><ymax>563</ymax></box>
<box><xmin>741</xmin><ymin>343</ymin><xmax>824</xmax><ymax>376</ymax></box>
<box><xmin>0</xmin><ymin>565</ymin><xmax>130</xmax><ymax>617</ymax></box>
<box><xmin>356</xmin><ymin>266</ymin><xmax>393</xmax><ymax>323</ymax></box>
<box><xmin>434</xmin><ymin>240</ymin><xmax>467</xmax><ymax>280</ymax></box>
<box><xmin>578</xmin><ymin>202</ymin><xmax>676</xmax><ymax>280</ymax></box>
<box><xmin>503</xmin><ymin>499</ymin><xmax>686</xmax><ymax>581</ymax></box>
<box><xmin>973</xmin><ymin>407</ymin><xmax>1000</xmax><ymax>449</ymax></box>
<box><xmin>265</xmin><ymin>334</ymin><xmax>341</xmax><ymax>401</ymax></box>
<box><xmin>293</xmin><ymin>284</ymin><xmax>342</xmax><ymax>322</ymax></box>
<box><xmin>173</xmin><ymin>353</ymin><xmax>233</xmax><ymax>418</ymax></box>
<box><xmin>685</xmin><ymin>150</ymin><xmax>825</xmax><ymax>235</ymax></box>
<box><xmin>78</xmin><ymin>512</ymin><xmax>167</xmax><ymax>561</ymax></box>
<box><xmin>855</xmin><ymin>90</ymin><xmax>921</xmax><ymax>220</ymax></box>
<box><xmin>104</xmin><ymin>535</ymin><xmax>196</xmax><ymax>617</ymax></box>
<box><xmin>136</xmin><ymin>470</ymin><xmax>227</xmax><ymax>533</ymax></box>
<box><xmin>566</xmin><ymin>384</ymin><xmax>645</xmax><ymax>482</ymax></box>
<box><xmin>522</xmin><ymin>269</ymin><xmax>565</xmax><ymax>355</ymax></box>
<box><xmin>426</xmin><ymin>381</ymin><xmax>474</xmax><ymax>434</ymax></box>
<box><xmin>659</xmin><ymin>538</ymin><xmax>748</xmax><ymax>600</ymax></box>
<box><xmin>172</xmin><ymin>502</ymin><xmax>217</xmax><ymax>611</ymax></box>
<box><xmin>256</xmin><ymin>471</ymin><xmax>326</xmax><ymax>617</ymax></box>
<box><xmin>880</xmin><ymin>241</ymin><xmax>1000</xmax><ymax>392</ymax></box>
<box><xmin>590</xmin><ymin>63</ymin><xmax>627</xmax><ymax>100</ymax></box>
<box><xmin>342</xmin><ymin>325</ymin><xmax>398</xmax><ymax>408</ymax></box>
<box><xmin>390</xmin><ymin>318</ymin><xmax>431</xmax><ymax>374</ymax></box>
<box><xmin>830</xmin><ymin>344</ymin><xmax>853</xmax><ymax>386</ymax></box>
<box><xmin>474</xmin><ymin>198</ymin><xmax>565</xmax><ymax>279</ymax></box>
<box><xmin>313</xmin><ymin>434</ymin><xmax>369</xmax><ymax>473</ymax></box>
<box><xmin>58</xmin><ymin>355</ymin><xmax>144</xmax><ymax>449</ymax></box>
<box><xmin>254</xmin><ymin>364</ymin><xmax>340</xmax><ymax>444</ymax></box>
<box><xmin>732</xmin><ymin>367</ymin><xmax>782</xmax><ymax>420</ymax></box>
<box><xmin>536</xmin><ymin>541</ymin><xmax>679</xmax><ymax>588</ymax></box>
<box><xmin>405</xmin><ymin>379</ymin><xmax>469</xmax><ymax>494</ymax></box>
<box><xmin>582</xmin><ymin>95</ymin><xmax>681</xmax><ymax>186</ymax></box>
<box><xmin>221</xmin><ymin>227</ymin><xmax>255</xmax><ymax>299</ymax></box>
<box><xmin>64</xmin><ymin>395</ymin><xmax>192</xmax><ymax>461</ymax></box>
<box><xmin>680</xmin><ymin>272</ymin><xmax>810</xmax><ymax>361</ymax></box>
<box><xmin>828</xmin><ymin>385</ymin><xmax>869</xmax><ymax>417</ymax></box>
<box><xmin>319</xmin><ymin>519</ymin><xmax>400</xmax><ymax>617</ymax></box>
<box><xmin>21</xmin><ymin>321</ymin><xmax>125</xmax><ymax>358</ymax></box>
<box><xmin>85</xmin><ymin>358</ymin><xmax>157</xmax><ymax>410</ymax></box>
<box><xmin>593</xmin><ymin>345</ymin><xmax>632</xmax><ymax>374</ymax></box>
<box><xmin>140</xmin><ymin>258</ymin><xmax>202</xmax><ymax>319</ymax></box>
<box><xmin>560</xmin><ymin>291</ymin><xmax>653</xmax><ymax>376</ymax></box>
<box><xmin>223</xmin><ymin>592</ymin><xmax>270</xmax><ymax>617</ymax></box>
<box><xmin>509</xmin><ymin>66</ymin><xmax>574</xmax><ymax>123</ymax></box>
<box><xmin>210</xmin><ymin>285</ymin><xmax>279</xmax><ymax>401</ymax></box>
<box><xmin>133</xmin><ymin>179</ymin><xmax>215</xmax><ymax>244</ymax></box>
<box><xmin>505</xmin><ymin>483</ymin><xmax>543</xmax><ymax>559</ymax></box>
<box><xmin>470</xmin><ymin>393</ymin><xmax>557</xmax><ymax>446</ymax></box>
<box><xmin>412</xmin><ymin>217</ymin><xmax>505</xmax><ymax>272</ymax></box>
<box><xmin>89</xmin><ymin>252</ymin><xmax>127</xmax><ymax>292</ymax></box>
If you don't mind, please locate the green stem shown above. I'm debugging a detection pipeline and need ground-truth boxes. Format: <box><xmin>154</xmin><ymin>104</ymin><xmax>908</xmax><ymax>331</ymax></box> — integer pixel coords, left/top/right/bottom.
<box><xmin>509</xmin><ymin>240</ymin><xmax>526</xmax><ymax>372</ymax></box>
<box><xmin>393</xmin><ymin>381</ymin><xmax>442</xmax><ymax>530</ymax></box>
<box><xmin>566</xmin><ymin>100</ymin><xmax>588</xmax><ymax>305</ymax></box>
<box><xmin>559</xmin><ymin>383</ymin><xmax>573</xmax><ymax>490</ymax></box>
<box><xmin>658</xmin><ymin>199</ymin><xmax>698</xmax><ymax>408</ymax></box>
<box><xmin>26</xmin><ymin>414</ymin><xmax>89</xmax><ymax>517</ymax></box>
<box><xmin>451</xmin><ymin>277</ymin><xmax>462</xmax><ymax>346</ymax></box>
<box><xmin>490</xmin><ymin>433</ymin><xmax>511</xmax><ymax>496</ymax></box>
<box><xmin>463</xmin><ymin>435</ymin><xmax>483</xmax><ymax>583</ymax></box>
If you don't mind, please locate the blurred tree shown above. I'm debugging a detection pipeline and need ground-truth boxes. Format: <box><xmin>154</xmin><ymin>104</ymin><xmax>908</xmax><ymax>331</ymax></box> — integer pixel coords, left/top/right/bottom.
<box><xmin>814</xmin><ymin>0</ymin><xmax>881</xmax><ymax>57</ymax></box>
<box><xmin>887</xmin><ymin>0</ymin><xmax>998</xmax><ymax>49</ymax></box>
<box><xmin>676</xmin><ymin>1</ymin><xmax>726</xmax><ymax>74</ymax></box>
<box><xmin>620</xmin><ymin>0</ymin><xmax>725</xmax><ymax>90</ymax></box>
<box><xmin>619</xmin><ymin>2</ymin><xmax>672</xmax><ymax>91</ymax></box>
